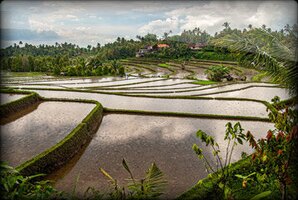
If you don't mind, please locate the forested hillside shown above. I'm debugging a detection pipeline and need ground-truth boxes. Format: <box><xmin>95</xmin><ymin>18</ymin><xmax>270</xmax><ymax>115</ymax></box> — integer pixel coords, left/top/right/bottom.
<box><xmin>1</xmin><ymin>23</ymin><xmax>297</xmax><ymax>78</ymax></box>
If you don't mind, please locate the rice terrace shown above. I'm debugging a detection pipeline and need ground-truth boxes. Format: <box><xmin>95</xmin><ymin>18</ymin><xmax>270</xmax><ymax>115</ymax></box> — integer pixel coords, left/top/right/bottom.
<box><xmin>0</xmin><ymin>1</ymin><xmax>297</xmax><ymax>200</ymax></box>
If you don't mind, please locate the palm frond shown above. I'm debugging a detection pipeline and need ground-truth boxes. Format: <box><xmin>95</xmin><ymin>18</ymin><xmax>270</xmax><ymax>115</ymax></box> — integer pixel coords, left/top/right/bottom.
<box><xmin>212</xmin><ymin>28</ymin><xmax>297</xmax><ymax>95</ymax></box>
<box><xmin>142</xmin><ymin>162</ymin><xmax>167</xmax><ymax>197</ymax></box>
<box><xmin>126</xmin><ymin>162</ymin><xmax>167</xmax><ymax>198</ymax></box>
<box><xmin>99</xmin><ymin>167</ymin><xmax>118</xmax><ymax>190</ymax></box>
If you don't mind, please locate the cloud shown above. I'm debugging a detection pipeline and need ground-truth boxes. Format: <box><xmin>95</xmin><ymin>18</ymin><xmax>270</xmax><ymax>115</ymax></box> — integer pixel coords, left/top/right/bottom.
<box><xmin>1</xmin><ymin>28</ymin><xmax>61</xmax><ymax>41</ymax></box>
<box><xmin>138</xmin><ymin>1</ymin><xmax>297</xmax><ymax>36</ymax></box>
<box><xmin>247</xmin><ymin>1</ymin><xmax>297</xmax><ymax>29</ymax></box>
<box><xmin>138</xmin><ymin>16</ymin><xmax>180</xmax><ymax>35</ymax></box>
<box><xmin>1</xmin><ymin>0</ymin><xmax>297</xmax><ymax>47</ymax></box>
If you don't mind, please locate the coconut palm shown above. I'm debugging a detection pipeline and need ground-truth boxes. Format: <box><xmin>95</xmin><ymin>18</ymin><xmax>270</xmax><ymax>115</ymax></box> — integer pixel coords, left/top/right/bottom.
<box><xmin>211</xmin><ymin>28</ymin><xmax>297</xmax><ymax>95</ymax></box>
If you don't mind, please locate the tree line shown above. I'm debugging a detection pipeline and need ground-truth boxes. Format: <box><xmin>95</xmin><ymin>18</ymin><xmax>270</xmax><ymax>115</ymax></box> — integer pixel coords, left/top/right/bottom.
<box><xmin>0</xmin><ymin>23</ymin><xmax>296</xmax><ymax>78</ymax></box>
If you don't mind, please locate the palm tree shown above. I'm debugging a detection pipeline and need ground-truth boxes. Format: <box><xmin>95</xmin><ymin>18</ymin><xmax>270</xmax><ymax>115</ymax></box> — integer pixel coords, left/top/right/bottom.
<box><xmin>284</xmin><ymin>24</ymin><xmax>291</xmax><ymax>33</ymax></box>
<box><xmin>211</xmin><ymin>28</ymin><xmax>297</xmax><ymax>95</ymax></box>
<box><xmin>222</xmin><ymin>22</ymin><xmax>230</xmax><ymax>29</ymax></box>
<box><xmin>163</xmin><ymin>32</ymin><xmax>169</xmax><ymax>40</ymax></box>
<box><xmin>87</xmin><ymin>45</ymin><xmax>92</xmax><ymax>52</ymax></box>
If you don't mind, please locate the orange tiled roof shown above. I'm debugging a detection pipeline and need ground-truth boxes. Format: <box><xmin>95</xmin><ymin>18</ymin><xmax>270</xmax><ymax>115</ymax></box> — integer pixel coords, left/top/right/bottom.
<box><xmin>157</xmin><ymin>44</ymin><xmax>169</xmax><ymax>48</ymax></box>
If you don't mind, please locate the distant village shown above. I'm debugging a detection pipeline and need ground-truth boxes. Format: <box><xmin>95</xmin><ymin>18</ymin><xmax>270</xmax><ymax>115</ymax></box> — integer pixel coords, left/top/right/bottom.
<box><xmin>136</xmin><ymin>42</ymin><xmax>207</xmax><ymax>57</ymax></box>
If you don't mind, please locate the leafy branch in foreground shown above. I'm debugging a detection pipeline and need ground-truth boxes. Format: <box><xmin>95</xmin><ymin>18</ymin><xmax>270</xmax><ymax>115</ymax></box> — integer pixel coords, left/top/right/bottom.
<box><xmin>211</xmin><ymin>28</ymin><xmax>298</xmax><ymax>95</ymax></box>
<box><xmin>94</xmin><ymin>158</ymin><xmax>167</xmax><ymax>199</ymax></box>
<box><xmin>0</xmin><ymin>162</ymin><xmax>61</xmax><ymax>200</ymax></box>
<box><xmin>246</xmin><ymin>96</ymin><xmax>298</xmax><ymax>200</ymax></box>
<box><xmin>192</xmin><ymin>122</ymin><xmax>246</xmax><ymax>199</ymax></box>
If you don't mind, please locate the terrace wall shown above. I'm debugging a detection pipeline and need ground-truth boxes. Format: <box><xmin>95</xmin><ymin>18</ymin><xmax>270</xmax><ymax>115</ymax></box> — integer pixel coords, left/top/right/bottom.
<box><xmin>0</xmin><ymin>89</ymin><xmax>104</xmax><ymax>176</ymax></box>
<box><xmin>0</xmin><ymin>90</ymin><xmax>40</xmax><ymax>119</ymax></box>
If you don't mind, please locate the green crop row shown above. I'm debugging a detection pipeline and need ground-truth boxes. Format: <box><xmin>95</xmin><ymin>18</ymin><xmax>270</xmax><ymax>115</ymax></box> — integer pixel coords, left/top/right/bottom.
<box><xmin>103</xmin><ymin>108</ymin><xmax>271</xmax><ymax>122</ymax></box>
<box><xmin>15</xmin><ymin>97</ymin><xmax>103</xmax><ymax>176</ymax></box>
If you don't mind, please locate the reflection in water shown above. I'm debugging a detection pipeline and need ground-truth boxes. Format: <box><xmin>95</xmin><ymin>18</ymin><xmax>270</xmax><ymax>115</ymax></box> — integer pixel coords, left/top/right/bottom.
<box><xmin>113</xmin><ymin>79</ymin><xmax>193</xmax><ymax>88</ymax></box>
<box><xmin>0</xmin><ymin>93</ymin><xmax>26</xmax><ymax>105</ymax></box>
<box><xmin>0</xmin><ymin>102</ymin><xmax>94</xmax><ymax>167</ymax></box>
<box><xmin>50</xmin><ymin>114</ymin><xmax>273</xmax><ymax>199</ymax></box>
<box><xmin>205</xmin><ymin>87</ymin><xmax>291</xmax><ymax>101</ymax></box>
<box><xmin>62</xmin><ymin>78</ymin><xmax>163</xmax><ymax>88</ymax></box>
<box><xmin>30</xmin><ymin>90</ymin><xmax>268</xmax><ymax>117</ymax></box>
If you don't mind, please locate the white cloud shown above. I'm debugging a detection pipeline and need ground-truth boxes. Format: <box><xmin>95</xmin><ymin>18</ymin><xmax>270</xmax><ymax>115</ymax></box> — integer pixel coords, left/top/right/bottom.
<box><xmin>2</xmin><ymin>0</ymin><xmax>297</xmax><ymax>47</ymax></box>
<box><xmin>247</xmin><ymin>1</ymin><xmax>297</xmax><ymax>29</ymax></box>
<box><xmin>180</xmin><ymin>15</ymin><xmax>224</xmax><ymax>31</ymax></box>
<box><xmin>29</xmin><ymin>19</ymin><xmax>54</xmax><ymax>32</ymax></box>
<box><xmin>66</xmin><ymin>14</ymin><xmax>79</xmax><ymax>21</ymax></box>
<box><xmin>139</xmin><ymin>1</ymin><xmax>297</xmax><ymax>36</ymax></box>
<box><xmin>138</xmin><ymin>16</ymin><xmax>180</xmax><ymax>35</ymax></box>
<box><xmin>75</xmin><ymin>26</ymin><xmax>91</xmax><ymax>31</ymax></box>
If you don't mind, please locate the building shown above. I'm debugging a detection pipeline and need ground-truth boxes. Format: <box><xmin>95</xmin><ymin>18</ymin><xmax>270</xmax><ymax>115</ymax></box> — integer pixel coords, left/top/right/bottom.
<box><xmin>136</xmin><ymin>48</ymin><xmax>149</xmax><ymax>57</ymax></box>
<box><xmin>157</xmin><ymin>44</ymin><xmax>170</xmax><ymax>48</ymax></box>
<box><xmin>136</xmin><ymin>44</ymin><xmax>170</xmax><ymax>57</ymax></box>
<box><xmin>188</xmin><ymin>43</ymin><xmax>207</xmax><ymax>50</ymax></box>
<box><xmin>135</xmin><ymin>45</ymin><xmax>154</xmax><ymax>57</ymax></box>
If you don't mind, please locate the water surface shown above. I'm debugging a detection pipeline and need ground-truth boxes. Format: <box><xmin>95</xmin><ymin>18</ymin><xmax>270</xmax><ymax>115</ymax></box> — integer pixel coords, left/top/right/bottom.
<box><xmin>204</xmin><ymin>87</ymin><xmax>291</xmax><ymax>101</ymax></box>
<box><xmin>30</xmin><ymin>90</ymin><xmax>268</xmax><ymax>117</ymax></box>
<box><xmin>0</xmin><ymin>102</ymin><xmax>94</xmax><ymax>167</ymax></box>
<box><xmin>62</xmin><ymin>78</ymin><xmax>163</xmax><ymax>88</ymax></box>
<box><xmin>50</xmin><ymin>114</ymin><xmax>274</xmax><ymax>199</ymax></box>
<box><xmin>0</xmin><ymin>93</ymin><xmax>26</xmax><ymax>105</ymax></box>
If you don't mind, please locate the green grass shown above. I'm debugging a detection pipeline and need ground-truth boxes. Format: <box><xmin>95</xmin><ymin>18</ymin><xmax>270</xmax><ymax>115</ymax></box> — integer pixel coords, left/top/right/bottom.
<box><xmin>251</xmin><ymin>72</ymin><xmax>269</xmax><ymax>82</ymax></box>
<box><xmin>158</xmin><ymin>63</ymin><xmax>170</xmax><ymax>68</ymax></box>
<box><xmin>1</xmin><ymin>71</ymin><xmax>50</xmax><ymax>77</ymax></box>
<box><xmin>192</xmin><ymin>80</ymin><xmax>218</xmax><ymax>85</ymax></box>
<box><xmin>177</xmin><ymin>156</ymin><xmax>281</xmax><ymax>200</ymax></box>
<box><xmin>103</xmin><ymin>108</ymin><xmax>270</xmax><ymax>122</ymax></box>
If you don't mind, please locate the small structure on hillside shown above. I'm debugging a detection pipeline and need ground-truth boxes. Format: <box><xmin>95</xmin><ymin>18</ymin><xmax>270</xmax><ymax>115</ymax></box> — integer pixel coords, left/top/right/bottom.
<box><xmin>136</xmin><ymin>44</ymin><xmax>169</xmax><ymax>57</ymax></box>
<box><xmin>136</xmin><ymin>48</ymin><xmax>149</xmax><ymax>57</ymax></box>
<box><xmin>156</xmin><ymin>44</ymin><xmax>170</xmax><ymax>49</ymax></box>
<box><xmin>188</xmin><ymin>43</ymin><xmax>207</xmax><ymax>50</ymax></box>
<box><xmin>136</xmin><ymin>45</ymin><xmax>154</xmax><ymax>57</ymax></box>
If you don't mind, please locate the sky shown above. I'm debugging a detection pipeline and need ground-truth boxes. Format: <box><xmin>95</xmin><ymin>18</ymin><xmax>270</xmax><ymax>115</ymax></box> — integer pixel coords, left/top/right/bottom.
<box><xmin>1</xmin><ymin>0</ymin><xmax>297</xmax><ymax>47</ymax></box>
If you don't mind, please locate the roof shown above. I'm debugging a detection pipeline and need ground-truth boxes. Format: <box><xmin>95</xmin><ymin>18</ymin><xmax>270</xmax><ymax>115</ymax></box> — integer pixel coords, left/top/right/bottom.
<box><xmin>157</xmin><ymin>44</ymin><xmax>169</xmax><ymax>48</ymax></box>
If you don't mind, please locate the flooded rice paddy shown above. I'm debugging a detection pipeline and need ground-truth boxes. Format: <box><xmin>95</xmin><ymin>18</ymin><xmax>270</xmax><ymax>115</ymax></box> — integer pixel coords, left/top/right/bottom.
<box><xmin>49</xmin><ymin>114</ymin><xmax>274</xmax><ymax>198</ymax></box>
<box><xmin>29</xmin><ymin>90</ymin><xmax>268</xmax><ymax>117</ymax></box>
<box><xmin>62</xmin><ymin>78</ymin><xmax>163</xmax><ymax>88</ymax></box>
<box><xmin>205</xmin><ymin>86</ymin><xmax>291</xmax><ymax>101</ymax></box>
<box><xmin>0</xmin><ymin>93</ymin><xmax>26</xmax><ymax>105</ymax></box>
<box><xmin>1</xmin><ymin>74</ymin><xmax>293</xmax><ymax>198</ymax></box>
<box><xmin>0</xmin><ymin>101</ymin><xmax>94</xmax><ymax>167</ymax></box>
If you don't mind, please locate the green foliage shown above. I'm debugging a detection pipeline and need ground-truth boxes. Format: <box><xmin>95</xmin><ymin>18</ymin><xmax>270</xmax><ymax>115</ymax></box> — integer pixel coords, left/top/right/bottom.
<box><xmin>251</xmin><ymin>71</ymin><xmax>269</xmax><ymax>82</ymax></box>
<box><xmin>193</xmin><ymin>122</ymin><xmax>246</xmax><ymax>199</ymax></box>
<box><xmin>212</xmin><ymin>28</ymin><xmax>298</xmax><ymax>95</ymax></box>
<box><xmin>97</xmin><ymin>158</ymin><xmax>167</xmax><ymax>199</ymax></box>
<box><xmin>194</xmin><ymin>51</ymin><xmax>238</xmax><ymax>61</ymax></box>
<box><xmin>250</xmin><ymin>191</ymin><xmax>272</xmax><ymax>200</ymax></box>
<box><xmin>205</xmin><ymin>65</ymin><xmax>230</xmax><ymax>81</ymax></box>
<box><xmin>0</xmin><ymin>162</ymin><xmax>61</xmax><ymax>200</ymax></box>
<box><xmin>157</xmin><ymin>63</ymin><xmax>169</xmax><ymax>68</ymax></box>
<box><xmin>192</xmin><ymin>80</ymin><xmax>218</xmax><ymax>85</ymax></box>
<box><xmin>247</xmin><ymin>96</ymin><xmax>298</xmax><ymax>200</ymax></box>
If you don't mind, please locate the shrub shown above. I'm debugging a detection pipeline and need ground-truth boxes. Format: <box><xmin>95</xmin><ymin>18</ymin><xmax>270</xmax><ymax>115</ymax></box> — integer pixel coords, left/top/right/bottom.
<box><xmin>205</xmin><ymin>65</ymin><xmax>230</xmax><ymax>81</ymax></box>
<box><xmin>0</xmin><ymin>162</ymin><xmax>61</xmax><ymax>199</ymax></box>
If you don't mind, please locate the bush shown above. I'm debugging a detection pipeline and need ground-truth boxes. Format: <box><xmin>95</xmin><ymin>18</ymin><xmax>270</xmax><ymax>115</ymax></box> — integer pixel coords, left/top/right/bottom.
<box><xmin>0</xmin><ymin>162</ymin><xmax>61</xmax><ymax>199</ymax></box>
<box><xmin>205</xmin><ymin>65</ymin><xmax>230</xmax><ymax>81</ymax></box>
